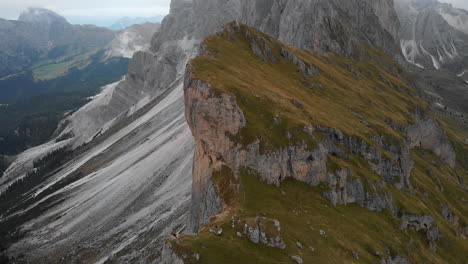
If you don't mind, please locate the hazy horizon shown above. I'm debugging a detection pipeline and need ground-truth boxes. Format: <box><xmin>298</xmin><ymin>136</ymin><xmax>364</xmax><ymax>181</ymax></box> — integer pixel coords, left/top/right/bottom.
<box><xmin>0</xmin><ymin>0</ymin><xmax>170</xmax><ymax>27</ymax></box>
<box><xmin>1</xmin><ymin>0</ymin><xmax>468</xmax><ymax>27</ymax></box>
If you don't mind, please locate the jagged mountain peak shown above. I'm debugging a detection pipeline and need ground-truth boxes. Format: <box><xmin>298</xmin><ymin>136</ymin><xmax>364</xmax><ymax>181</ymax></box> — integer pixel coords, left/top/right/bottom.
<box><xmin>238</xmin><ymin>0</ymin><xmax>401</xmax><ymax>57</ymax></box>
<box><xmin>18</xmin><ymin>7</ymin><xmax>68</xmax><ymax>25</ymax></box>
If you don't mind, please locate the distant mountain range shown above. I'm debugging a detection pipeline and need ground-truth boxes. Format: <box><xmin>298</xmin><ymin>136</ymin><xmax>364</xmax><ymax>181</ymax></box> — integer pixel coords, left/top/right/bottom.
<box><xmin>109</xmin><ymin>15</ymin><xmax>165</xmax><ymax>30</ymax></box>
<box><xmin>0</xmin><ymin>8</ymin><xmax>115</xmax><ymax>78</ymax></box>
<box><xmin>0</xmin><ymin>8</ymin><xmax>160</xmax><ymax>155</ymax></box>
<box><xmin>0</xmin><ymin>8</ymin><xmax>162</xmax><ymax>80</ymax></box>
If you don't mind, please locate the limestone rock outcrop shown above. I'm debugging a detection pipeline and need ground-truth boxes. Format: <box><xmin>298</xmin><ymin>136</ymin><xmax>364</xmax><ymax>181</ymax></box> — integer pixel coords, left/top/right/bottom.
<box><xmin>407</xmin><ymin>111</ymin><xmax>456</xmax><ymax>168</ymax></box>
<box><xmin>232</xmin><ymin>216</ymin><xmax>286</xmax><ymax>249</ymax></box>
<box><xmin>400</xmin><ymin>214</ymin><xmax>441</xmax><ymax>251</ymax></box>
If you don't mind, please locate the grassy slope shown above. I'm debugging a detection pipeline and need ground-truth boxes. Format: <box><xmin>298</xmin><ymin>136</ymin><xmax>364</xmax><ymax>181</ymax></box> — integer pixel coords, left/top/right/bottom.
<box><xmin>189</xmin><ymin>25</ymin><xmax>425</xmax><ymax>153</ymax></box>
<box><xmin>175</xmin><ymin>24</ymin><xmax>468</xmax><ymax>263</ymax></box>
<box><xmin>176</xmin><ymin>170</ymin><xmax>466</xmax><ymax>264</ymax></box>
<box><xmin>32</xmin><ymin>46</ymin><xmax>100</xmax><ymax>80</ymax></box>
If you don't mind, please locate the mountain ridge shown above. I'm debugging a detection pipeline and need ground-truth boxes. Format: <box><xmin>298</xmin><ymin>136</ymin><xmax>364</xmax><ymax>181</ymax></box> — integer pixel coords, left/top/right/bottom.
<box><xmin>109</xmin><ymin>16</ymin><xmax>165</xmax><ymax>30</ymax></box>
<box><xmin>0</xmin><ymin>1</ymin><xmax>467</xmax><ymax>263</ymax></box>
<box><xmin>0</xmin><ymin>8</ymin><xmax>160</xmax><ymax>156</ymax></box>
<box><xmin>174</xmin><ymin>21</ymin><xmax>467</xmax><ymax>264</ymax></box>
<box><xmin>0</xmin><ymin>1</ymin><xmax>404</xmax><ymax>262</ymax></box>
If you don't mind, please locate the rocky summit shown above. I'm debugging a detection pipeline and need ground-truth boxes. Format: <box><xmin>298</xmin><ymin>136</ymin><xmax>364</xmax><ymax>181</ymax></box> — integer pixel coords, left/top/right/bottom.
<box><xmin>0</xmin><ymin>0</ymin><xmax>467</xmax><ymax>264</ymax></box>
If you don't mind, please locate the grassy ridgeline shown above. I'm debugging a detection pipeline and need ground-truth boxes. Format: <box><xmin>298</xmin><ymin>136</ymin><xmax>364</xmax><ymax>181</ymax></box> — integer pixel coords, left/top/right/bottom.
<box><xmin>175</xmin><ymin>24</ymin><xmax>468</xmax><ymax>263</ymax></box>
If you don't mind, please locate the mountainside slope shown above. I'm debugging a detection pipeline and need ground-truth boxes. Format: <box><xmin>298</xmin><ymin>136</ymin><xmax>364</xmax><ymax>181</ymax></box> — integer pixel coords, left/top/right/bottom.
<box><xmin>176</xmin><ymin>22</ymin><xmax>468</xmax><ymax>264</ymax></box>
<box><xmin>0</xmin><ymin>3</ymin><xmax>193</xmax><ymax>262</ymax></box>
<box><xmin>395</xmin><ymin>0</ymin><xmax>468</xmax><ymax>71</ymax></box>
<box><xmin>0</xmin><ymin>9</ymin><xmax>161</xmax><ymax>156</ymax></box>
<box><xmin>2</xmin><ymin>0</ymin><xmax>467</xmax><ymax>263</ymax></box>
<box><xmin>109</xmin><ymin>16</ymin><xmax>165</xmax><ymax>30</ymax></box>
<box><xmin>394</xmin><ymin>0</ymin><xmax>468</xmax><ymax>116</ymax></box>
<box><xmin>0</xmin><ymin>8</ymin><xmax>115</xmax><ymax>78</ymax></box>
<box><xmin>1</xmin><ymin>80</ymin><xmax>194</xmax><ymax>263</ymax></box>
<box><xmin>238</xmin><ymin>0</ymin><xmax>400</xmax><ymax>57</ymax></box>
<box><xmin>436</xmin><ymin>2</ymin><xmax>468</xmax><ymax>35</ymax></box>
<box><xmin>105</xmin><ymin>23</ymin><xmax>161</xmax><ymax>59</ymax></box>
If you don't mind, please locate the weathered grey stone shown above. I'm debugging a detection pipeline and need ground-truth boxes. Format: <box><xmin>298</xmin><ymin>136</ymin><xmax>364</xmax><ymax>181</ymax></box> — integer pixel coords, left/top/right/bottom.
<box><xmin>441</xmin><ymin>204</ymin><xmax>460</xmax><ymax>227</ymax></box>
<box><xmin>315</xmin><ymin>126</ymin><xmax>413</xmax><ymax>191</ymax></box>
<box><xmin>159</xmin><ymin>243</ymin><xmax>184</xmax><ymax>264</ymax></box>
<box><xmin>281</xmin><ymin>47</ymin><xmax>319</xmax><ymax>76</ymax></box>
<box><xmin>246</xmin><ymin>224</ymin><xmax>260</xmax><ymax>244</ymax></box>
<box><xmin>235</xmin><ymin>217</ymin><xmax>286</xmax><ymax>249</ymax></box>
<box><xmin>379</xmin><ymin>256</ymin><xmax>412</xmax><ymax>264</ymax></box>
<box><xmin>291</xmin><ymin>99</ymin><xmax>305</xmax><ymax>110</ymax></box>
<box><xmin>241</xmin><ymin>0</ymin><xmax>400</xmax><ymax>58</ymax></box>
<box><xmin>400</xmin><ymin>214</ymin><xmax>441</xmax><ymax>250</ymax></box>
<box><xmin>401</xmin><ymin>214</ymin><xmax>434</xmax><ymax>231</ymax></box>
<box><xmin>319</xmin><ymin>230</ymin><xmax>327</xmax><ymax>237</ymax></box>
<box><xmin>407</xmin><ymin>112</ymin><xmax>456</xmax><ymax>168</ymax></box>
<box><xmin>291</xmin><ymin>255</ymin><xmax>303</xmax><ymax>264</ymax></box>
<box><xmin>463</xmin><ymin>226</ymin><xmax>468</xmax><ymax>237</ymax></box>
<box><xmin>209</xmin><ymin>227</ymin><xmax>223</xmax><ymax>236</ymax></box>
<box><xmin>352</xmin><ymin>251</ymin><xmax>360</xmax><ymax>260</ymax></box>
<box><xmin>246</xmin><ymin>32</ymin><xmax>278</xmax><ymax>63</ymax></box>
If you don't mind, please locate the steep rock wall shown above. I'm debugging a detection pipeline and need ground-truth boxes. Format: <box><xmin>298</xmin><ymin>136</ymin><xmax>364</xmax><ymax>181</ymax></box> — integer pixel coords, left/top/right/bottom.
<box><xmin>240</xmin><ymin>0</ymin><xmax>400</xmax><ymax>57</ymax></box>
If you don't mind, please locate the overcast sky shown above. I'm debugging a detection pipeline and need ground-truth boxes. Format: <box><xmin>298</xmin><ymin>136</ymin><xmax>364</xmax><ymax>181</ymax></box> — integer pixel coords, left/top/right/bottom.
<box><xmin>441</xmin><ymin>0</ymin><xmax>468</xmax><ymax>10</ymax></box>
<box><xmin>0</xmin><ymin>0</ymin><xmax>171</xmax><ymax>26</ymax></box>
<box><xmin>0</xmin><ymin>0</ymin><xmax>467</xmax><ymax>26</ymax></box>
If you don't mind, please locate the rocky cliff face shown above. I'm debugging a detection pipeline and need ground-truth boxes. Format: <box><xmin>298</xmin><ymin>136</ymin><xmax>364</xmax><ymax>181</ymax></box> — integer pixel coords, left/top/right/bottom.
<box><xmin>407</xmin><ymin>111</ymin><xmax>456</xmax><ymax>167</ymax></box>
<box><xmin>181</xmin><ymin>22</ymin><xmax>467</xmax><ymax>262</ymax></box>
<box><xmin>225</xmin><ymin>0</ymin><xmax>400</xmax><ymax>58</ymax></box>
<box><xmin>104</xmin><ymin>23</ymin><xmax>161</xmax><ymax>59</ymax></box>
